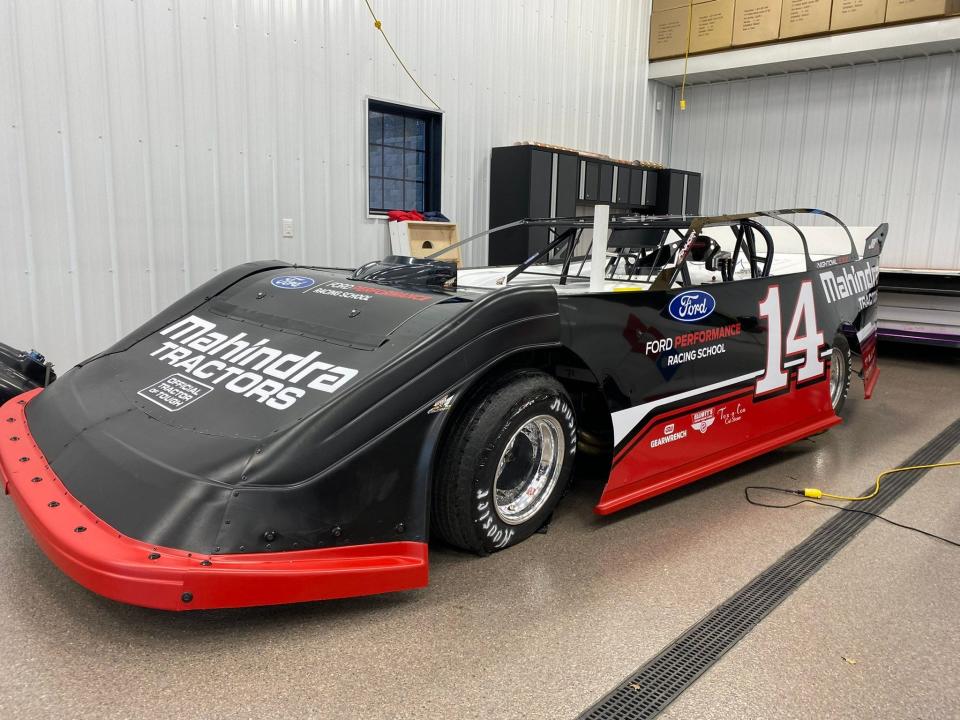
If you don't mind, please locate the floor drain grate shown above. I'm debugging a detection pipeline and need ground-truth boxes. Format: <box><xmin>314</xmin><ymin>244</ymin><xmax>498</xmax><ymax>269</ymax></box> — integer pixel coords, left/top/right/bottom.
<box><xmin>579</xmin><ymin>418</ymin><xmax>960</xmax><ymax>720</ymax></box>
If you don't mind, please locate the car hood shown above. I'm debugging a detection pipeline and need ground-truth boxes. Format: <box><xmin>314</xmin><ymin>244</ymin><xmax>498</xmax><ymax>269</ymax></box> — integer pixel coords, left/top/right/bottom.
<box><xmin>21</xmin><ymin>263</ymin><xmax>559</xmax><ymax>553</ymax></box>
<box><xmin>26</xmin><ymin>267</ymin><xmax>475</xmax><ymax>482</ymax></box>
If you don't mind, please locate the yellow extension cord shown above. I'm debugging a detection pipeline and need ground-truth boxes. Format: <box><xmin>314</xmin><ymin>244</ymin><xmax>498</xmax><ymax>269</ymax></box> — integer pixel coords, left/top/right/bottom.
<box><xmin>679</xmin><ymin>0</ymin><xmax>694</xmax><ymax>111</ymax></box>
<box><xmin>802</xmin><ymin>460</ymin><xmax>960</xmax><ymax>501</ymax></box>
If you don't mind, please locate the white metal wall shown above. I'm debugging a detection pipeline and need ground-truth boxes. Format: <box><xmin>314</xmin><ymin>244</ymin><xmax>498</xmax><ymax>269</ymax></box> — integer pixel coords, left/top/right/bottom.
<box><xmin>0</xmin><ymin>0</ymin><xmax>672</xmax><ymax>368</ymax></box>
<box><xmin>668</xmin><ymin>53</ymin><xmax>960</xmax><ymax>273</ymax></box>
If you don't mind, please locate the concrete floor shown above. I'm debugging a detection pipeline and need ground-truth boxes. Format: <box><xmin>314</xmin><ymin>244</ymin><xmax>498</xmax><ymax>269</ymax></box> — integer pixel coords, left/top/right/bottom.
<box><xmin>0</xmin><ymin>343</ymin><xmax>957</xmax><ymax>720</ymax></box>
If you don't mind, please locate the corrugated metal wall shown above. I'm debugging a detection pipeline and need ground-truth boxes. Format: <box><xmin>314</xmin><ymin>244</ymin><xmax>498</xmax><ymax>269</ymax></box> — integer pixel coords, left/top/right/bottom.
<box><xmin>668</xmin><ymin>53</ymin><xmax>960</xmax><ymax>273</ymax></box>
<box><xmin>1</xmin><ymin>0</ymin><xmax>672</xmax><ymax>368</ymax></box>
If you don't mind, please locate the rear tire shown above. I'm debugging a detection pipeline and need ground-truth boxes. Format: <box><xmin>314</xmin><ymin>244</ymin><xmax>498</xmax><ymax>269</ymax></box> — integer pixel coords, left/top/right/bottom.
<box><xmin>431</xmin><ymin>371</ymin><xmax>577</xmax><ymax>554</ymax></box>
<box><xmin>829</xmin><ymin>334</ymin><xmax>852</xmax><ymax>415</ymax></box>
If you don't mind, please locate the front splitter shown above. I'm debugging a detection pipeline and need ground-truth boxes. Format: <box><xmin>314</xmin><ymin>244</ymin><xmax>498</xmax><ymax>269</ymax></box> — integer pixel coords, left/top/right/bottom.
<box><xmin>0</xmin><ymin>390</ymin><xmax>428</xmax><ymax>610</ymax></box>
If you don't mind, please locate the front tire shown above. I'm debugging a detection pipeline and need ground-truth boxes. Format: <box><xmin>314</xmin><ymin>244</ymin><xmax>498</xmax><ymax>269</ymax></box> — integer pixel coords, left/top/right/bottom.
<box><xmin>829</xmin><ymin>334</ymin><xmax>852</xmax><ymax>415</ymax></box>
<box><xmin>431</xmin><ymin>371</ymin><xmax>577</xmax><ymax>554</ymax></box>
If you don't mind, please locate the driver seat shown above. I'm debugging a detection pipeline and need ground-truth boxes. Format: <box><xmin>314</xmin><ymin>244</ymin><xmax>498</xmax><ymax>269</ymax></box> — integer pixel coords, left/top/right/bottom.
<box><xmin>689</xmin><ymin>235</ymin><xmax>733</xmax><ymax>282</ymax></box>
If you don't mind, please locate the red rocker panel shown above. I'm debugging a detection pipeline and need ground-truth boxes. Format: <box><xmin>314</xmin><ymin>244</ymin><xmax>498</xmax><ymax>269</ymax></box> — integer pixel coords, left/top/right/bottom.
<box><xmin>596</xmin><ymin>376</ymin><xmax>840</xmax><ymax>515</ymax></box>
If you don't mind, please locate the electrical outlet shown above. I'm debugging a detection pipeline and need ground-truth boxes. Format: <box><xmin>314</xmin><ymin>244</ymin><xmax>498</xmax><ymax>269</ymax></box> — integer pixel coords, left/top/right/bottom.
<box><xmin>281</xmin><ymin>218</ymin><xmax>294</xmax><ymax>238</ymax></box>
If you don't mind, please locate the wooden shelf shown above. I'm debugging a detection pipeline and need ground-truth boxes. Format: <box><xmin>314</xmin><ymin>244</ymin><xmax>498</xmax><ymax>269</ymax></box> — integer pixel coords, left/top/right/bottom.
<box><xmin>648</xmin><ymin>17</ymin><xmax>960</xmax><ymax>86</ymax></box>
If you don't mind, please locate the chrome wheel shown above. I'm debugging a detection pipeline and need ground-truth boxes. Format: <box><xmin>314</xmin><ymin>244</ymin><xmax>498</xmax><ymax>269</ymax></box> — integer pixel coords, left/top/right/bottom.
<box><xmin>830</xmin><ymin>346</ymin><xmax>846</xmax><ymax>410</ymax></box>
<box><xmin>493</xmin><ymin>414</ymin><xmax>565</xmax><ymax>525</ymax></box>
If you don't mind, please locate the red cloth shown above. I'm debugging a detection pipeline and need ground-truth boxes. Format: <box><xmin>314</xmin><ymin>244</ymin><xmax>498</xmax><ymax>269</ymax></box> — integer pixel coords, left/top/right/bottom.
<box><xmin>387</xmin><ymin>209</ymin><xmax>425</xmax><ymax>222</ymax></box>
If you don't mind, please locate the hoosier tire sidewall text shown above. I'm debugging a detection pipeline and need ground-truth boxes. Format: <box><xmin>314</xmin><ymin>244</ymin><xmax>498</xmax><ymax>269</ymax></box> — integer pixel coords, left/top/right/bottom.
<box><xmin>432</xmin><ymin>372</ymin><xmax>577</xmax><ymax>555</ymax></box>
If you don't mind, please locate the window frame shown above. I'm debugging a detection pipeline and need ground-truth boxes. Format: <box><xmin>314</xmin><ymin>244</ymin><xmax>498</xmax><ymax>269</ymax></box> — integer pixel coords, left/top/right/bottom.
<box><xmin>365</xmin><ymin>96</ymin><xmax>443</xmax><ymax>220</ymax></box>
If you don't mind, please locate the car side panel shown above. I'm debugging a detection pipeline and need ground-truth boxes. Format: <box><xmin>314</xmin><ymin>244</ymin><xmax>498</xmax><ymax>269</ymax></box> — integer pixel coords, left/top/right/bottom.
<box><xmin>559</xmin><ymin>256</ymin><xmax>879</xmax><ymax>514</ymax></box>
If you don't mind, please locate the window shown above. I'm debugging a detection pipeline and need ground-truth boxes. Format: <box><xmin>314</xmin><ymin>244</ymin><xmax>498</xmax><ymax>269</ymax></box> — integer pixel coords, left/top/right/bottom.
<box><xmin>367</xmin><ymin>99</ymin><xmax>441</xmax><ymax>215</ymax></box>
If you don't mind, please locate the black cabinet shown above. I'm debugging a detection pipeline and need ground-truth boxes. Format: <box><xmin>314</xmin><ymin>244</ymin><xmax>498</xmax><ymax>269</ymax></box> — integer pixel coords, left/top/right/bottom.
<box><xmin>556</xmin><ymin>153</ymin><xmax>579</xmax><ymax>217</ymax></box>
<box><xmin>655</xmin><ymin>169</ymin><xmax>701</xmax><ymax>216</ymax></box>
<box><xmin>615</xmin><ymin>168</ymin><xmax>630</xmax><ymax>204</ymax></box>
<box><xmin>623</xmin><ymin>168</ymin><xmax>658</xmax><ymax>208</ymax></box>
<box><xmin>582</xmin><ymin>162</ymin><xmax>599</xmax><ymax>202</ymax></box>
<box><xmin>628</xmin><ymin>168</ymin><xmax>644</xmax><ymax>206</ymax></box>
<box><xmin>490</xmin><ymin>145</ymin><xmax>700</xmax><ymax>264</ymax></box>
<box><xmin>598</xmin><ymin>164</ymin><xmax>614</xmax><ymax>203</ymax></box>
<box><xmin>580</xmin><ymin>161</ymin><xmax>658</xmax><ymax>210</ymax></box>
<box><xmin>644</xmin><ymin>170</ymin><xmax>659</xmax><ymax>207</ymax></box>
<box><xmin>579</xmin><ymin>160</ymin><xmax>656</xmax><ymax>210</ymax></box>
<box><xmin>489</xmin><ymin>145</ymin><xmax>579</xmax><ymax>265</ymax></box>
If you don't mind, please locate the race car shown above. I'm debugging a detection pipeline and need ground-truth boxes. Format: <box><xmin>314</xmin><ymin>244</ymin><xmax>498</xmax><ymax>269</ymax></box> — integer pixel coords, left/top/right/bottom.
<box><xmin>0</xmin><ymin>209</ymin><xmax>885</xmax><ymax>610</ymax></box>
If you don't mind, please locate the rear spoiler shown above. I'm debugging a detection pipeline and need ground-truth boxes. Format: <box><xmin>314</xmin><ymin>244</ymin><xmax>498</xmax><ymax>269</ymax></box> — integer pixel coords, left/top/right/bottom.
<box><xmin>862</xmin><ymin>223</ymin><xmax>887</xmax><ymax>259</ymax></box>
<box><xmin>856</xmin><ymin>223</ymin><xmax>886</xmax><ymax>400</ymax></box>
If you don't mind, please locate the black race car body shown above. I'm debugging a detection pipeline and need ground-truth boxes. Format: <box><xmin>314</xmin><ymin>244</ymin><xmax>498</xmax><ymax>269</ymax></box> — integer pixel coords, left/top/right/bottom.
<box><xmin>0</xmin><ymin>209</ymin><xmax>886</xmax><ymax>609</ymax></box>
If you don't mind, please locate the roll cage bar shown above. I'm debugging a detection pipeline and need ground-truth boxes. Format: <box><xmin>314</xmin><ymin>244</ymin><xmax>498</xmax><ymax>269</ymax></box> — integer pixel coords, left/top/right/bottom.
<box><xmin>430</xmin><ymin>208</ymin><xmax>857</xmax><ymax>289</ymax></box>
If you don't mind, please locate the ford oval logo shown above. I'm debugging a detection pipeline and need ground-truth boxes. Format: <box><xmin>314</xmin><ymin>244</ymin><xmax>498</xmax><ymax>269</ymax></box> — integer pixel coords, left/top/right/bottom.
<box><xmin>668</xmin><ymin>290</ymin><xmax>716</xmax><ymax>322</ymax></box>
<box><xmin>270</xmin><ymin>275</ymin><xmax>316</xmax><ymax>290</ymax></box>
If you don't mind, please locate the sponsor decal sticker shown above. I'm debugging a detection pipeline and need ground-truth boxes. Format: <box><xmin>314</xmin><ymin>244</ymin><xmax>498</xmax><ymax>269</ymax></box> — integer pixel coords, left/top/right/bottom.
<box><xmin>427</xmin><ymin>394</ymin><xmax>457</xmax><ymax>414</ymax></box>
<box><xmin>643</xmin><ymin>322</ymin><xmax>742</xmax><ymax>356</ymax></box>
<box><xmin>818</xmin><ymin>261</ymin><xmax>878</xmax><ymax>309</ymax></box>
<box><xmin>665</xmin><ymin>342</ymin><xmax>727</xmax><ymax>367</ymax></box>
<box><xmin>148</xmin><ymin>315</ymin><xmax>359</xmax><ymax>411</ymax></box>
<box><xmin>650</xmin><ymin>423</ymin><xmax>688</xmax><ymax>448</ymax></box>
<box><xmin>271</xmin><ymin>275</ymin><xmax>316</xmax><ymax>290</ymax></box>
<box><xmin>814</xmin><ymin>255</ymin><xmax>852</xmax><ymax>269</ymax></box>
<box><xmin>308</xmin><ymin>281</ymin><xmax>433</xmax><ymax>303</ymax></box>
<box><xmin>668</xmin><ymin>290</ymin><xmax>716</xmax><ymax>323</ymax></box>
<box><xmin>691</xmin><ymin>408</ymin><xmax>715</xmax><ymax>434</ymax></box>
<box><xmin>717</xmin><ymin>403</ymin><xmax>746</xmax><ymax>425</ymax></box>
<box><xmin>138</xmin><ymin>373</ymin><xmax>213</xmax><ymax>412</ymax></box>
<box><xmin>638</xmin><ymin>319</ymin><xmax>742</xmax><ymax>373</ymax></box>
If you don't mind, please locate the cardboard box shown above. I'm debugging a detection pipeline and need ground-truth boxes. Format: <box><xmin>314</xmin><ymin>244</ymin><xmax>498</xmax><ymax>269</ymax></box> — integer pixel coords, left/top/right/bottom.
<box><xmin>388</xmin><ymin>222</ymin><xmax>462</xmax><ymax>266</ymax></box>
<box><xmin>831</xmin><ymin>0</ymin><xmax>885</xmax><ymax>30</ymax></box>
<box><xmin>885</xmin><ymin>0</ymin><xmax>959</xmax><ymax>21</ymax></box>
<box><xmin>653</xmin><ymin>0</ymin><xmax>682</xmax><ymax>12</ymax></box>
<box><xmin>690</xmin><ymin>0</ymin><xmax>736</xmax><ymax>52</ymax></box>
<box><xmin>733</xmin><ymin>0</ymin><xmax>784</xmax><ymax>45</ymax></box>
<box><xmin>649</xmin><ymin>0</ymin><xmax>735</xmax><ymax>60</ymax></box>
<box><xmin>650</xmin><ymin>6</ymin><xmax>692</xmax><ymax>59</ymax></box>
<box><xmin>779</xmin><ymin>0</ymin><xmax>833</xmax><ymax>38</ymax></box>
<box><xmin>653</xmin><ymin>0</ymin><xmax>709</xmax><ymax>13</ymax></box>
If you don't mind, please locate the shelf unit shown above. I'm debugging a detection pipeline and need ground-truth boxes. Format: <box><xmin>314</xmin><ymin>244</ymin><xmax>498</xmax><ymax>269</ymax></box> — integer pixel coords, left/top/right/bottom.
<box><xmin>649</xmin><ymin>17</ymin><xmax>960</xmax><ymax>86</ymax></box>
<box><xmin>488</xmin><ymin>145</ymin><xmax>699</xmax><ymax>265</ymax></box>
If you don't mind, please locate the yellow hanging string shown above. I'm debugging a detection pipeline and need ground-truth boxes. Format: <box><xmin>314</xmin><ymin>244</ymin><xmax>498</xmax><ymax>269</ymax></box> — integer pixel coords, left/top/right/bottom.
<box><xmin>362</xmin><ymin>0</ymin><xmax>442</xmax><ymax>111</ymax></box>
<box><xmin>679</xmin><ymin>0</ymin><xmax>694</xmax><ymax>111</ymax></box>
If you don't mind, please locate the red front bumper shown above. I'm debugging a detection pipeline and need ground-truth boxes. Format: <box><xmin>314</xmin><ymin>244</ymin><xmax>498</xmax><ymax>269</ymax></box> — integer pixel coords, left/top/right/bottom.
<box><xmin>0</xmin><ymin>390</ymin><xmax>428</xmax><ymax>610</ymax></box>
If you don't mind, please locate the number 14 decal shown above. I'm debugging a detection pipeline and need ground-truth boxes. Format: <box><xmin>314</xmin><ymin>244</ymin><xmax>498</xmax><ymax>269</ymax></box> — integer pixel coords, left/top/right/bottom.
<box><xmin>756</xmin><ymin>280</ymin><xmax>825</xmax><ymax>395</ymax></box>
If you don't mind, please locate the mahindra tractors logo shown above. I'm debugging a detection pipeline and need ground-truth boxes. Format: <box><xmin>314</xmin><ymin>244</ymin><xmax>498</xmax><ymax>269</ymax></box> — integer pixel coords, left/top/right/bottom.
<box><xmin>818</xmin><ymin>261</ymin><xmax>877</xmax><ymax>305</ymax></box>
<box><xmin>143</xmin><ymin>315</ymin><xmax>358</xmax><ymax>411</ymax></box>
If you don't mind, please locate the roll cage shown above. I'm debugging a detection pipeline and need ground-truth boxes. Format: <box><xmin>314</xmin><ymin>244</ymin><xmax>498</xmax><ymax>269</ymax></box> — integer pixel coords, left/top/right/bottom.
<box><xmin>433</xmin><ymin>208</ymin><xmax>859</xmax><ymax>290</ymax></box>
